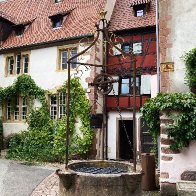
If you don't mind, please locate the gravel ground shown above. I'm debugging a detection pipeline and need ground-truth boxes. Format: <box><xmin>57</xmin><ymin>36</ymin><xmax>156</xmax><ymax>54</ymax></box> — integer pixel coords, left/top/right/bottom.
<box><xmin>142</xmin><ymin>190</ymin><xmax>160</xmax><ymax>195</ymax></box>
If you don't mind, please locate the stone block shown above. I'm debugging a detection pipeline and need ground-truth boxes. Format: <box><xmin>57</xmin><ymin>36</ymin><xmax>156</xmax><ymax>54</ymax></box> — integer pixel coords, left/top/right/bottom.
<box><xmin>177</xmin><ymin>181</ymin><xmax>196</xmax><ymax>196</ymax></box>
<box><xmin>181</xmin><ymin>171</ymin><xmax>196</xmax><ymax>181</ymax></box>
<box><xmin>160</xmin><ymin>182</ymin><xmax>177</xmax><ymax>196</ymax></box>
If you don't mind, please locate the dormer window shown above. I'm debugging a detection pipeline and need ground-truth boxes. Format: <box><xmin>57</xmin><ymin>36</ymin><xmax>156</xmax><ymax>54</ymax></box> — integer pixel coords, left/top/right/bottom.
<box><xmin>54</xmin><ymin>0</ymin><xmax>61</xmax><ymax>3</ymax></box>
<box><xmin>15</xmin><ymin>25</ymin><xmax>25</xmax><ymax>36</ymax></box>
<box><xmin>130</xmin><ymin>0</ymin><xmax>151</xmax><ymax>17</ymax></box>
<box><xmin>49</xmin><ymin>10</ymin><xmax>72</xmax><ymax>29</ymax></box>
<box><xmin>52</xmin><ymin>17</ymin><xmax>62</xmax><ymax>28</ymax></box>
<box><xmin>49</xmin><ymin>14</ymin><xmax>63</xmax><ymax>28</ymax></box>
<box><xmin>134</xmin><ymin>5</ymin><xmax>146</xmax><ymax>17</ymax></box>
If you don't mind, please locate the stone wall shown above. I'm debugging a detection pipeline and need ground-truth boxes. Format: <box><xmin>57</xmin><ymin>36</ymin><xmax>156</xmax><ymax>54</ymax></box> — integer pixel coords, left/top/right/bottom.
<box><xmin>160</xmin><ymin>113</ymin><xmax>196</xmax><ymax>195</ymax></box>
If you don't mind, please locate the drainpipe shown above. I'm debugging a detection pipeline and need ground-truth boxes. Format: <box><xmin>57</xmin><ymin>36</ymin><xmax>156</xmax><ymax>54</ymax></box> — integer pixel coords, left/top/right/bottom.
<box><xmin>156</xmin><ymin>0</ymin><xmax>160</xmax><ymax>93</ymax></box>
<box><xmin>156</xmin><ymin>0</ymin><xmax>161</xmax><ymax>170</ymax></box>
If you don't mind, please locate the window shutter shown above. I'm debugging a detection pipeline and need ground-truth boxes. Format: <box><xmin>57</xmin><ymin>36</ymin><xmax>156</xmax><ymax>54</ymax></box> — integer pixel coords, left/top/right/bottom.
<box><xmin>113</xmin><ymin>43</ymin><xmax>122</xmax><ymax>55</ymax></box>
<box><xmin>140</xmin><ymin>75</ymin><xmax>151</xmax><ymax>94</ymax></box>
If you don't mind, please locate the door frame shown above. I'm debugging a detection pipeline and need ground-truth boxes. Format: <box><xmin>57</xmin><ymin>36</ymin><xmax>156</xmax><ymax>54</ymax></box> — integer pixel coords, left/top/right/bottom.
<box><xmin>116</xmin><ymin>117</ymin><xmax>134</xmax><ymax>159</ymax></box>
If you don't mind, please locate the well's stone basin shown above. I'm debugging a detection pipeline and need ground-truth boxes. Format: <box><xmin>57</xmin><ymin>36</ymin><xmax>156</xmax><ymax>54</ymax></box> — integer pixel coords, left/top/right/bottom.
<box><xmin>56</xmin><ymin>160</ymin><xmax>142</xmax><ymax>196</ymax></box>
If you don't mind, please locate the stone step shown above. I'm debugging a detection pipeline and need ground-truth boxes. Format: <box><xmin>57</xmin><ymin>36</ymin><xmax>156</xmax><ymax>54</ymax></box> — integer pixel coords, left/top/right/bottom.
<box><xmin>177</xmin><ymin>181</ymin><xmax>196</xmax><ymax>196</ymax></box>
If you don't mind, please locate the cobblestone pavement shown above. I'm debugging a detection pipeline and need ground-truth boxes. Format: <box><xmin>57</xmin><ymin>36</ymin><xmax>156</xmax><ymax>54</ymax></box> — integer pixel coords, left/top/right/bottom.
<box><xmin>31</xmin><ymin>172</ymin><xmax>59</xmax><ymax>196</ymax></box>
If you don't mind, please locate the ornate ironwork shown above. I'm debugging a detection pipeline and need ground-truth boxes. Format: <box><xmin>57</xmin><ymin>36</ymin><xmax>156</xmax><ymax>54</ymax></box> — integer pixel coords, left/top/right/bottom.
<box><xmin>65</xmin><ymin>10</ymin><xmax>156</xmax><ymax>171</ymax></box>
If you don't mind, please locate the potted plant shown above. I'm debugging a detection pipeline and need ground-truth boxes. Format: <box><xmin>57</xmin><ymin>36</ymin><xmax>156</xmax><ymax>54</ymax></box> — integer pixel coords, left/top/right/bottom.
<box><xmin>183</xmin><ymin>48</ymin><xmax>196</xmax><ymax>93</ymax></box>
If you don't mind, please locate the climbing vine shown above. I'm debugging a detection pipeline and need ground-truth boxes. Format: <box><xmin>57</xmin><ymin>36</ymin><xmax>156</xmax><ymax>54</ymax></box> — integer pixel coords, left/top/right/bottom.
<box><xmin>141</xmin><ymin>93</ymin><xmax>196</xmax><ymax>150</ymax></box>
<box><xmin>61</xmin><ymin>77</ymin><xmax>93</xmax><ymax>154</ymax></box>
<box><xmin>183</xmin><ymin>48</ymin><xmax>196</xmax><ymax>89</ymax></box>
<box><xmin>2</xmin><ymin>75</ymin><xmax>93</xmax><ymax>162</ymax></box>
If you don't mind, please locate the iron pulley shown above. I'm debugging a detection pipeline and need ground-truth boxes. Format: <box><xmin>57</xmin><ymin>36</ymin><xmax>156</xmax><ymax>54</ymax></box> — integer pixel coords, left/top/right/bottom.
<box><xmin>93</xmin><ymin>73</ymin><xmax>116</xmax><ymax>95</ymax></box>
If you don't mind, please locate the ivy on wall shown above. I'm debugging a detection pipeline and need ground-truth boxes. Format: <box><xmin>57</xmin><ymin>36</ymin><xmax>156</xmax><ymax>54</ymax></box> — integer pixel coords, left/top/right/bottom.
<box><xmin>141</xmin><ymin>93</ymin><xmax>196</xmax><ymax>150</ymax></box>
<box><xmin>183</xmin><ymin>47</ymin><xmax>196</xmax><ymax>89</ymax></box>
<box><xmin>0</xmin><ymin>74</ymin><xmax>93</xmax><ymax>162</ymax></box>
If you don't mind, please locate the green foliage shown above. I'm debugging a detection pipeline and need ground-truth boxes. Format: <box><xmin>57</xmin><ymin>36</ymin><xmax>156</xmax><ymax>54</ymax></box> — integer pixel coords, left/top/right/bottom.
<box><xmin>0</xmin><ymin>74</ymin><xmax>45</xmax><ymax>102</ymax></box>
<box><xmin>141</xmin><ymin>93</ymin><xmax>196</xmax><ymax>150</ymax></box>
<box><xmin>6</xmin><ymin>75</ymin><xmax>93</xmax><ymax>162</ymax></box>
<box><xmin>62</xmin><ymin>77</ymin><xmax>93</xmax><ymax>154</ymax></box>
<box><xmin>183</xmin><ymin>48</ymin><xmax>196</xmax><ymax>88</ymax></box>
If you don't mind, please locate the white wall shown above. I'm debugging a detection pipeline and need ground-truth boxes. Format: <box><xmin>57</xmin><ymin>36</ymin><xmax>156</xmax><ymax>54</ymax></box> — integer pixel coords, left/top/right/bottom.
<box><xmin>163</xmin><ymin>0</ymin><xmax>196</xmax><ymax>92</ymax></box>
<box><xmin>3</xmin><ymin>123</ymin><xmax>28</xmax><ymax>138</ymax></box>
<box><xmin>160</xmin><ymin>140</ymin><xmax>196</xmax><ymax>183</ymax></box>
<box><xmin>107</xmin><ymin>111</ymin><xmax>141</xmax><ymax>159</ymax></box>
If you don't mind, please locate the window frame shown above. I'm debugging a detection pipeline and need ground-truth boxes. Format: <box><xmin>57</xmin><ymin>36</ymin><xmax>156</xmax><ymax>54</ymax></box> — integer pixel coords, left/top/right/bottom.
<box><xmin>57</xmin><ymin>45</ymin><xmax>78</xmax><ymax>71</ymax></box>
<box><xmin>4</xmin><ymin>52</ymin><xmax>30</xmax><ymax>77</ymax></box>
<box><xmin>5</xmin><ymin>95</ymin><xmax>28</xmax><ymax>122</ymax></box>
<box><xmin>7</xmin><ymin>56</ymin><xmax>14</xmax><ymax>76</ymax></box>
<box><xmin>49</xmin><ymin>92</ymin><xmax>66</xmax><ymax>119</ymax></box>
<box><xmin>119</xmin><ymin>76</ymin><xmax>141</xmax><ymax>95</ymax></box>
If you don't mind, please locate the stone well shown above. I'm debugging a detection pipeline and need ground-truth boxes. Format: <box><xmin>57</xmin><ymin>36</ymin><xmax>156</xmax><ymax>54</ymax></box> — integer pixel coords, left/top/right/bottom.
<box><xmin>56</xmin><ymin>160</ymin><xmax>142</xmax><ymax>196</ymax></box>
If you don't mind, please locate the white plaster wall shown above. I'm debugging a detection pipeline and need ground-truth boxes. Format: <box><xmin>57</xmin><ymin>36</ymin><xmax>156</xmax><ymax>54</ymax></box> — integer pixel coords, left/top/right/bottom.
<box><xmin>160</xmin><ymin>140</ymin><xmax>196</xmax><ymax>183</ymax></box>
<box><xmin>3</xmin><ymin>123</ymin><xmax>28</xmax><ymax>138</ymax></box>
<box><xmin>30</xmin><ymin>45</ymin><xmax>91</xmax><ymax>90</ymax></box>
<box><xmin>165</xmin><ymin>0</ymin><xmax>196</xmax><ymax>92</ymax></box>
<box><xmin>107</xmin><ymin>111</ymin><xmax>141</xmax><ymax>159</ymax></box>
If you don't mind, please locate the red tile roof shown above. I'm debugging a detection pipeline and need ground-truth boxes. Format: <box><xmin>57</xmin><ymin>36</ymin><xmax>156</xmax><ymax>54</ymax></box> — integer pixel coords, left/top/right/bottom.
<box><xmin>109</xmin><ymin>0</ymin><xmax>156</xmax><ymax>32</ymax></box>
<box><xmin>0</xmin><ymin>0</ymin><xmax>106</xmax><ymax>51</ymax></box>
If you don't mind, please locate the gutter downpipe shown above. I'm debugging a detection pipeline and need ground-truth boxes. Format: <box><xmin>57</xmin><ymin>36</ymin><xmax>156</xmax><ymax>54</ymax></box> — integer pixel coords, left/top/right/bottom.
<box><xmin>156</xmin><ymin>0</ymin><xmax>161</xmax><ymax>170</ymax></box>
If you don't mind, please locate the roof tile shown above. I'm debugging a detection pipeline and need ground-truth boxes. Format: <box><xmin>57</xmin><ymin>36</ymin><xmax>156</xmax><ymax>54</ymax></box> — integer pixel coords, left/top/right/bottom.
<box><xmin>0</xmin><ymin>0</ymin><xmax>106</xmax><ymax>50</ymax></box>
<box><xmin>109</xmin><ymin>0</ymin><xmax>156</xmax><ymax>31</ymax></box>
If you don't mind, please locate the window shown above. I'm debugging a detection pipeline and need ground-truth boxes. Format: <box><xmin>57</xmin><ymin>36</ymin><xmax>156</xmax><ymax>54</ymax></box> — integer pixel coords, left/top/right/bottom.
<box><xmin>23</xmin><ymin>55</ymin><xmax>29</xmax><ymax>73</ymax></box>
<box><xmin>120</xmin><ymin>76</ymin><xmax>140</xmax><ymax>95</ymax></box>
<box><xmin>5</xmin><ymin>52</ymin><xmax>30</xmax><ymax>76</ymax></box>
<box><xmin>122</xmin><ymin>44</ymin><xmax>131</xmax><ymax>54</ymax></box>
<box><xmin>15</xmin><ymin>25</ymin><xmax>25</xmax><ymax>36</ymax></box>
<box><xmin>54</xmin><ymin>0</ymin><xmax>61</xmax><ymax>3</ymax></box>
<box><xmin>52</xmin><ymin>17</ymin><xmax>63</xmax><ymax>28</ymax></box>
<box><xmin>134</xmin><ymin>5</ymin><xmax>146</xmax><ymax>17</ymax></box>
<box><xmin>59</xmin><ymin>92</ymin><xmax>66</xmax><ymax>118</ymax></box>
<box><xmin>133</xmin><ymin>42</ymin><xmax>142</xmax><ymax>54</ymax></box>
<box><xmin>122</xmin><ymin>42</ymin><xmax>142</xmax><ymax>54</ymax></box>
<box><xmin>59</xmin><ymin>47</ymin><xmax>77</xmax><ymax>70</ymax></box>
<box><xmin>50</xmin><ymin>92</ymin><xmax>66</xmax><ymax>119</ymax></box>
<box><xmin>22</xmin><ymin>97</ymin><xmax>27</xmax><ymax>120</ymax></box>
<box><xmin>7</xmin><ymin>56</ymin><xmax>14</xmax><ymax>75</ymax></box>
<box><xmin>136</xmin><ymin>9</ymin><xmax>144</xmax><ymax>17</ymax></box>
<box><xmin>6</xmin><ymin>98</ymin><xmax>11</xmax><ymax>120</ymax></box>
<box><xmin>6</xmin><ymin>96</ymin><xmax>28</xmax><ymax>121</ymax></box>
<box><xmin>50</xmin><ymin>95</ymin><xmax>58</xmax><ymax>120</ymax></box>
<box><xmin>14</xmin><ymin>96</ymin><xmax>20</xmax><ymax>120</ymax></box>
<box><xmin>113</xmin><ymin>43</ymin><xmax>122</xmax><ymax>55</ymax></box>
<box><xmin>16</xmin><ymin>54</ymin><xmax>21</xmax><ymax>74</ymax></box>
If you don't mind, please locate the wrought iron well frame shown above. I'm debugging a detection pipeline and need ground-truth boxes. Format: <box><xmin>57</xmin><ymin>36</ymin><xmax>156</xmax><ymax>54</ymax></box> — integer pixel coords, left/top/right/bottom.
<box><xmin>65</xmin><ymin>12</ymin><xmax>138</xmax><ymax>171</ymax></box>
